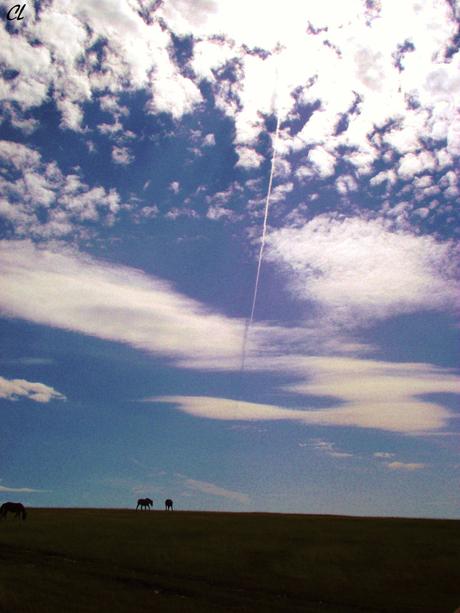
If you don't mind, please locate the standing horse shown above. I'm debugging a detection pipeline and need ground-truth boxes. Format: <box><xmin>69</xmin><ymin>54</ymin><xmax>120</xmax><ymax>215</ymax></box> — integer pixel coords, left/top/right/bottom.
<box><xmin>165</xmin><ymin>499</ymin><xmax>173</xmax><ymax>511</ymax></box>
<box><xmin>0</xmin><ymin>502</ymin><xmax>27</xmax><ymax>520</ymax></box>
<box><xmin>136</xmin><ymin>497</ymin><xmax>153</xmax><ymax>510</ymax></box>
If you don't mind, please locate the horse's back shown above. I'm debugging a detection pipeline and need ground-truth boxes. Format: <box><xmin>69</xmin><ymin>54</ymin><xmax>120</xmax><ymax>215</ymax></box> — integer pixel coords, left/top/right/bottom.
<box><xmin>1</xmin><ymin>501</ymin><xmax>26</xmax><ymax>519</ymax></box>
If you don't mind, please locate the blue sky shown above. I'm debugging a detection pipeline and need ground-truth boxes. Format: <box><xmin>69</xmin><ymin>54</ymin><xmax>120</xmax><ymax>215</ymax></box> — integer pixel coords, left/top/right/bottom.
<box><xmin>0</xmin><ymin>0</ymin><xmax>459</xmax><ymax>517</ymax></box>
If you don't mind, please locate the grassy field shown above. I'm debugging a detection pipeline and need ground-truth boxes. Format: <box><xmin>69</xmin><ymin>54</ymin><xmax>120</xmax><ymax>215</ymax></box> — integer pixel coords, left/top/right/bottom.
<box><xmin>0</xmin><ymin>509</ymin><xmax>459</xmax><ymax>612</ymax></box>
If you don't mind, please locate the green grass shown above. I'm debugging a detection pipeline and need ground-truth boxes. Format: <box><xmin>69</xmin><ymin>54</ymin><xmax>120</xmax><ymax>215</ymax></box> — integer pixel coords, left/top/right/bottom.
<box><xmin>0</xmin><ymin>509</ymin><xmax>459</xmax><ymax>612</ymax></box>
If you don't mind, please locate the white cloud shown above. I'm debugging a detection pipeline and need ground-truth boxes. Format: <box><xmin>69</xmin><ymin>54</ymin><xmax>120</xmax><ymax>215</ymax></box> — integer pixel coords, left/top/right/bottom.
<box><xmin>0</xmin><ymin>240</ymin><xmax>245</xmax><ymax>369</ymax></box>
<box><xmin>137</xmin><ymin>205</ymin><xmax>159</xmax><ymax>221</ymax></box>
<box><xmin>374</xmin><ymin>452</ymin><xmax>395</xmax><ymax>459</ymax></box>
<box><xmin>181</xmin><ymin>477</ymin><xmax>249</xmax><ymax>504</ymax></box>
<box><xmin>308</xmin><ymin>147</ymin><xmax>336</xmax><ymax>178</ymax></box>
<box><xmin>0</xmin><ymin>242</ymin><xmax>457</xmax><ymax>435</ymax></box>
<box><xmin>206</xmin><ymin>204</ymin><xmax>238</xmax><ymax>221</ymax></box>
<box><xmin>0</xmin><ymin>141</ymin><xmax>41</xmax><ymax>169</ymax></box>
<box><xmin>164</xmin><ymin>207</ymin><xmax>199</xmax><ymax>220</ymax></box>
<box><xmin>336</xmin><ymin>174</ymin><xmax>358</xmax><ymax>195</ymax></box>
<box><xmin>0</xmin><ymin>142</ymin><xmax>127</xmax><ymax>238</ymax></box>
<box><xmin>267</xmin><ymin>215</ymin><xmax>459</xmax><ymax>325</ymax></box>
<box><xmin>147</xmin><ymin>69</ymin><xmax>202</xmax><ymax>119</ymax></box>
<box><xmin>386</xmin><ymin>462</ymin><xmax>426</xmax><ymax>471</ymax></box>
<box><xmin>203</xmin><ymin>133</ymin><xmax>216</xmax><ymax>147</ymax></box>
<box><xmin>151</xmin><ymin>370</ymin><xmax>456</xmax><ymax>434</ymax></box>
<box><xmin>191</xmin><ymin>39</ymin><xmax>236</xmax><ymax>81</ymax></box>
<box><xmin>236</xmin><ymin>146</ymin><xmax>263</xmax><ymax>169</ymax></box>
<box><xmin>169</xmin><ymin>181</ymin><xmax>180</xmax><ymax>194</ymax></box>
<box><xmin>182</xmin><ymin>0</ymin><xmax>458</xmax><ymax>191</ymax></box>
<box><xmin>0</xmin><ymin>484</ymin><xmax>45</xmax><ymax>493</ymax></box>
<box><xmin>370</xmin><ymin>169</ymin><xmax>398</xmax><ymax>187</ymax></box>
<box><xmin>398</xmin><ymin>150</ymin><xmax>436</xmax><ymax>179</ymax></box>
<box><xmin>1</xmin><ymin>103</ymin><xmax>39</xmax><ymax>135</ymax></box>
<box><xmin>268</xmin><ymin>182</ymin><xmax>294</xmax><ymax>204</ymax></box>
<box><xmin>150</xmin><ymin>353</ymin><xmax>459</xmax><ymax>434</ymax></box>
<box><xmin>0</xmin><ymin>0</ymin><xmax>202</xmax><ymax>129</ymax></box>
<box><xmin>0</xmin><ymin>375</ymin><xmax>65</xmax><ymax>403</ymax></box>
<box><xmin>1</xmin><ymin>0</ymin><xmax>457</xmax><ymax>206</ymax></box>
<box><xmin>112</xmin><ymin>146</ymin><xmax>134</xmax><ymax>165</ymax></box>
<box><xmin>309</xmin><ymin>438</ymin><xmax>353</xmax><ymax>458</ymax></box>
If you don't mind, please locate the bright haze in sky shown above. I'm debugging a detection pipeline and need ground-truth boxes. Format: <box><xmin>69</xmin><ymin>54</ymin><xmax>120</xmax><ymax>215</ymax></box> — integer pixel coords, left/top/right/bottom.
<box><xmin>0</xmin><ymin>0</ymin><xmax>459</xmax><ymax>517</ymax></box>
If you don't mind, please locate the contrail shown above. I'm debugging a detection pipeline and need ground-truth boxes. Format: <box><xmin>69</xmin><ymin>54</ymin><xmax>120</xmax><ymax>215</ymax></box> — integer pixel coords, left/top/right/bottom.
<box><xmin>240</xmin><ymin>111</ymin><xmax>281</xmax><ymax>372</ymax></box>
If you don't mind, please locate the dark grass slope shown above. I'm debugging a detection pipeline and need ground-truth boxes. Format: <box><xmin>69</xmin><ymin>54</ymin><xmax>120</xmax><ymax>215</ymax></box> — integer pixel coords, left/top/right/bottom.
<box><xmin>0</xmin><ymin>509</ymin><xmax>459</xmax><ymax>612</ymax></box>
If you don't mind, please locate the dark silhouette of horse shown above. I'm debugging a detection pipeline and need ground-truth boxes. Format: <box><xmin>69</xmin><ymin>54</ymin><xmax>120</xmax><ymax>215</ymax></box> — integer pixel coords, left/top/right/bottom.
<box><xmin>0</xmin><ymin>502</ymin><xmax>27</xmax><ymax>520</ymax></box>
<box><xmin>136</xmin><ymin>497</ymin><xmax>153</xmax><ymax>510</ymax></box>
<box><xmin>165</xmin><ymin>499</ymin><xmax>173</xmax><ymax>511</ymax></box>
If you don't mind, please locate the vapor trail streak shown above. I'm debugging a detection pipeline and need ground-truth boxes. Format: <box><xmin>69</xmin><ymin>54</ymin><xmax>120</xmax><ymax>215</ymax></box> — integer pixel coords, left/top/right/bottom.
<box><xmin>240</xmin><ymin>113</ymin><xmax>281</xmax><ymax>371</ymax></box>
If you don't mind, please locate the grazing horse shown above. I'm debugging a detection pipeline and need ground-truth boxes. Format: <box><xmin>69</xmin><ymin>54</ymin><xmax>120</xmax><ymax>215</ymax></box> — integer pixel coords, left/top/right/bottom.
<box><xmin>165</xmin><ymin>499</ymin><xmax>173</xmax><ymax>511</ymax></box>
<box><xmin>136</xmin><ymin>497</ymin><xmax>153</xmax><ymax>510</ymax></box>
<box><xmin>0</xmin><ymin>502</ymin><xmax>27</xmax><ymax>520</ymax></box>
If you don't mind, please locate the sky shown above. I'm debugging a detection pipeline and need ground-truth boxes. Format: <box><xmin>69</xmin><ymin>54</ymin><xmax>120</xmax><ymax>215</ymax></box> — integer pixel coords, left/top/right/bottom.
<box><xmin>0</xmin><ymin>0</ymin><xmax>459</xmax><ymax>518</ymax></box>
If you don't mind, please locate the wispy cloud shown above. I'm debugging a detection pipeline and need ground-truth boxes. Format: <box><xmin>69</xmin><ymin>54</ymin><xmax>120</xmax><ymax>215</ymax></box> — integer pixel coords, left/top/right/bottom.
<box><xmin>0</xmin><ymin>375</ymin><xmax>65</xmax><ymax>403</ymax></box>
<box><xmin>308</xmin><ymin>438</ymin><xmax>353</xmax><ymax>458</ymax></box>
<box><xmin>181</xmin><ymin>476</ymin><xmax>249</xmax><ymax>504</ymax></box>
<box><xmin>0</xmin><ymin>483</ymin><xmax>46</xmax><ymax>493</ymax></box>
<box><xmin>213</xmin><ymin>355</ymin><xmax>457</xmax><ymax>434</ymax></box>
<box><xmin>152</xmin><ymin>351</ymin><xmax>460</xmax><ymax>434</ymax></box>
<box><xmin>386</xmin><ymin>462</ymin><xmax>426</xmax><ymax>471</ymax></box>
<box><xmin>0</xmin><ymin>358</ymin><xmax>55</xmax><ymax>366</ymax></box>
<box><xmin>0</xmin><ymin>240</ymin><xmax>245</xmax><ymax>369</ymax></box>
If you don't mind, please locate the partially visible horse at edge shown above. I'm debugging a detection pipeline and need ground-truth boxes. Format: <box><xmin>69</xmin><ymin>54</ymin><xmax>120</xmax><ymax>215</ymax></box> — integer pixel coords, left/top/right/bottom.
<box><xmin>165</xmin><ymin>499</ymin><xmax>173</xmax><ymax>511</ymax></box>
<box><xmin>136</xmin><ymin>498</ymin><xmax>153</xmax><ymax>510</ymax></box>
<box><xmin>0</xmin><ymin>502</ymin><xmax>27</xmax><ymax>520</ymax></box>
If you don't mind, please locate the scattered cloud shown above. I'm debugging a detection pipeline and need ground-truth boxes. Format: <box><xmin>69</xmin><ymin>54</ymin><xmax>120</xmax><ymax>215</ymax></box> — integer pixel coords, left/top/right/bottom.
<box><xmin>0</xmin><ymin>141</ymin><xmax>126</xmax><ymax>239</ymax></box>
<box><xmin>0</xmin><ymin>0</ymin><xmax>458</xmax><ymax>211</ymax></box>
